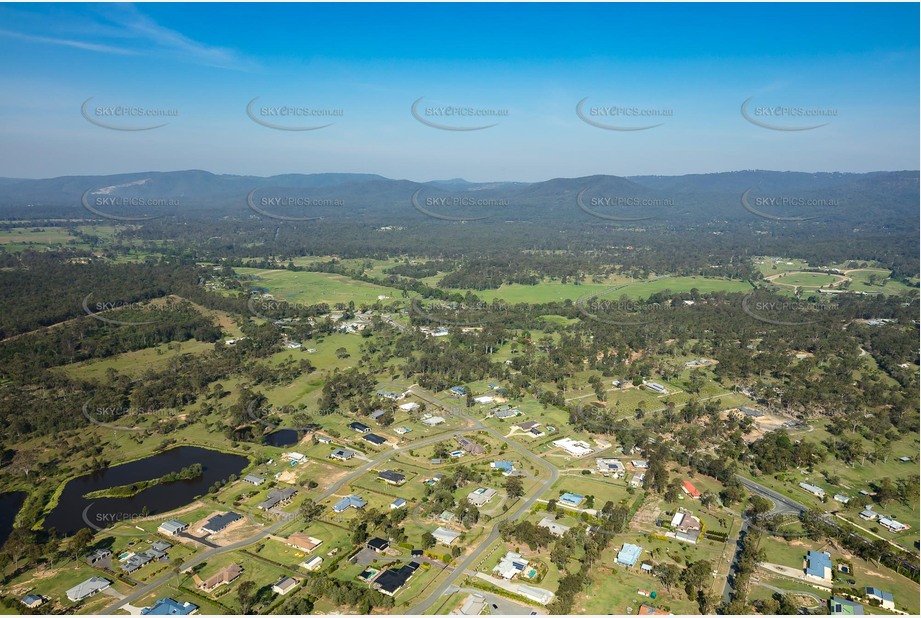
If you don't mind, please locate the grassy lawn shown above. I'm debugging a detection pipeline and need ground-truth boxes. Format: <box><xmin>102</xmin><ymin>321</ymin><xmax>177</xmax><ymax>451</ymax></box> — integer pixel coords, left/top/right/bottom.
<box><xmin>58</xmin><ymin>340</ymin><xmax>215</xmax><ymax>382</ymax></box>
<box><xmin>232</xmin><ymin>268</ymin><xmax>409</xmax><ymax>307</ymax></box>
<box><xmin>469</xmin><ymin>276</ymin><xmax>751</xmax><ymax>304</ymax></box>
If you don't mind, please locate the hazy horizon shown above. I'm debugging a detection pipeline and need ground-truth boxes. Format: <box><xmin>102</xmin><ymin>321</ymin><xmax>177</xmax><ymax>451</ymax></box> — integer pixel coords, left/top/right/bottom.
<box><xmin>1</xmin><ymin>3</ymin><xmax>918</xmax><ymax>181</ymax></box>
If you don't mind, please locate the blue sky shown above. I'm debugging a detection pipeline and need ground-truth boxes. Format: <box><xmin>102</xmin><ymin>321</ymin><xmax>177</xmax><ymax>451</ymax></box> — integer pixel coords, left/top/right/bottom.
<box><xmin>0</xmin><ymin>3</ymin><xmax>917</xmax><ymax>181</ymax></box>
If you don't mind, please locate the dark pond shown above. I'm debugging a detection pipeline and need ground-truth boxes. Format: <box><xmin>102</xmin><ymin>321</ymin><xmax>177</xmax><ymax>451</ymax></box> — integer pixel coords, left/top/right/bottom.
<box><xmin>0</xmin><ymin>491</ymin><xmax>27</xmax><ymax>546</ymax></box>
<box><xmin>263</xmin><ymin>429</ymin><xmax>299</xmax><ymax>447</ymax></box>
<box><xmin>43</xmin><ymin>446</ymin><xmax>248</xmax><ymax>535</ymax></box>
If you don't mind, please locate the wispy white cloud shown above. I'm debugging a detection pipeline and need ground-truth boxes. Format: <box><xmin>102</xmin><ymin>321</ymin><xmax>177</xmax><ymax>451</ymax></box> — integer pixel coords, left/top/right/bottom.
<box><xmin>0</xmin><ymin>28</ymin><xmax>137</xmax><ymax>55</ymax></box>
<box><xmin>0</xmin><ymin>4</ymin><xmax>255</xmax><ymax>71</ymax></box>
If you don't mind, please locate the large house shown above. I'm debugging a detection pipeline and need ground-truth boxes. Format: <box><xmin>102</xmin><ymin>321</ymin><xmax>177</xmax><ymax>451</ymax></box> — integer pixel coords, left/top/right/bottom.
<box><xmin>330</xmin><ymin>448</ymin><xmax>355</xmax><ymax>461</ymax></box>
<box><xmin>66</xmin><ymin>577</ymin><xmax>111</xmax><ymax>602</ymax></box>
<box><xmin>432</xmin><ymin>527</ymin><xmax>461</xmax><ymax>545</ymax></box>
<box><xmin>374</xmin><ymin>562</ymin><xmax>419</xmax><ymax>596</ymax></box>
<box><xmin>333</xmin><ymin>494</ymin><xmax>367</xmax><ymax>513</ymax></box>
<box><xmin>258</xmin><ymin>488</ymin><xmax>297</xmax><ymax>511</ymax></box>
<box><xmin>201</xmin><ymin>512</ymin><xmax>242</xmax><ymax>535</ymax></box>
<box><xmin>377</xmin><ymin>470</ymin><xmax>406</xmax><ymax>486</ymax></box>
<box><xmin>363</xmin><ymin>433</ymin><xmax>388</xmax><ymax>446</ymax></box>
<box><xmin>286</xmin><ymin>533</ymin><xmax>322</xmax><ymax>553</ymax></box>
<box><xmin>350</xmin><ymin>422</ymin><xmax>371</xmax><ymax>434</ymax></box>
<box><xmin>878</xmin><ymin>517</ymin><xmax>909</xmax><ymax>533</ymax></box>
<box><xmin>616</xmin><ymin>543</ymin><xmax>643</xmax><ymax>568</ymax></box>
<box><xmin>141</xmin><ymin>598</ymin><xmax>198</xmax><ymax>616</ymax></box>
<box><xmin>670</xmin><ymin>511</ymin><xmax>702</xmax><ymax>542</ymax></box>
<box><xmin>596</xmin><ymin>458</ymin><xmax>626</xmax><ymax>477</ymax></box>
<box><xmin>538</xmin><ymin>517</ymin><xmax>571</xmax><ymax>537</ymax></box>
<box><xmin>558</xmin><ymin>492</ymin><xmax>585</xmax><ymax>508</ymax></box>
<box><xmin>680</xmin><ymin>480</ymin><xmax>701</xmax><ymax>499</ymax></box>
<box><xmin>865</xmin><ymin>587</ymin><xmax>894</xmax><ymax>610</ymax></box>
<box><xmin>829</xmin><ymin>597</ymin><xmax>864</xmax><ymax>616</ymax></box>
<box><xmin>467</xmin><ymin>487</ymin><xmax>498</xmax><ymax>506</ymax></box>
<box><xmin>199</xmin><ymin>564</ymin><xmax>243</xmax><ymax>592</ymax></box>
<box><xmin>799</xmin><ymin>482</ymin><xmax>826</xmax><ymax>498</ymax></box>
<box><xmin>805</xmin><ymin>550</ymin><xmax>832</xmax><ymax>583</ymax></box>
<box><xmin>493</xmin><ymin>551</ymin><xmax>529</xmax><ymax>580</ymax></box>
<box><xmin>552</xmin><ymin>438</ymin><xmax>593</xmax><ymax>457</ymax></box>
<box><xmin>455</xmin><ymin>436</ymin><xmax>485</xmax><ymax>455</ymax></box>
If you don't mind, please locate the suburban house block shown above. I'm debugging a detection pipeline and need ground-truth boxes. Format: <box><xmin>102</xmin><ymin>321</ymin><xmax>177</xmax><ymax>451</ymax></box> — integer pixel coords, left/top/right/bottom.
<box><xmin>432</xmin><ymin>526</ymin><xmax>461</xmax><ymax>545</ymax></box>
<box><xmin>286</xmin><ymin>533</ymin><xmax>322</xmax><ymax>553</ymax></box>
<box><xmin>558</xmin><ymin>492</ymin><xmax>585</xmax><ymax>508</ymax></box>
<box><xmin>258</xmin><ymin>488</ymin><xmax>297</xmax><ymax>510</ymax></box>
<box><xmin>363</xmin><ymin>433</ymin><xmax>387</xmax><ymax>446</ymax></box>
<box><xmin>66</xmin><ymin>577</ymin><xmax>111</xmax><ymax>602</ymax></box>
<box><xmin>829</xmin><ymin>597</ymin><xmax>864</xmax><ymax>616</ymax></box>
<box><xmin>552</xmin><ymin>438</ymin><xmax>593</xmax><ymax>457</ymax></box>
<box><xmin>374</xmin><ymin>562</ymin><xmax>419</xmax><ymax>596</ymax></box>
<box><xmin>616</xmin><ymin>543</ymin><xmax>643</xmax><ymax>568</ymax></box>
<box><xmin>199</xmin><ymin>563</ymin><xmax>243</xmax><ymax>592</ymax></box>
<box><xmin>201</xmin><ymin>512</ymin><xmax>242</xmax><ymax>535</ymax></box>
<box><xmin>333</xmin><ymin>494</ymin><xmax>367</xmax><ymax>513</ymax></box>
<box><xmin>865</xmin><ymin>587</ymin><xmax>895</xmax><ymax>610</ymax></box>
<box><xmin>467</xmin><ymin>487</ymin><xmax>498</xmax><ymax>506</ymax></box>
<box><xmin>493</xmin><ymin>551</ymin><xmax>529</xmax><ymax>579</ymax></box>
<box><xmin>141</xmin><ymin>598</ymin><xmax>198</xmax><ymax>616</ymax></box>
<box><xmin>330</xmin><ymin>448</ymin><xmax>355</xmax><ymax>461</ymax></box>
<box><xmin>377</xmin><ymin>470</ymin><xmax>406</xmax><ymax>485</ymax></box>
<box><xmin>805</xmin><ymin>550</ymin><xmax>832</xmax><ymax>583</ymax></box>
<box><xmin>272</xmin><ymin>576</ymin><xmax>298</xmax><ymax>596</ymax></box>
<box><xmin>799</xmin><ymin>482</ymin><xmax>826</xmax><ymax>498</ymax></box>
<box><xmin>455</xmin><ymin>436</ymin><xmax>485</xmax><ymax>455</ymax></box>
<box><xmin>538</xmin><ymin>517</ymin><xmax>571</xmax><ymax>537</ymax></box>
<box><xmin>681</xmin><ymin>480</ymin><xmax>701</xmax><ymax>499</ymax></box>
<box><xmin>878</xmin><ymin>517</ymin><xmax>909</xmax><ymax>533</ymax></box>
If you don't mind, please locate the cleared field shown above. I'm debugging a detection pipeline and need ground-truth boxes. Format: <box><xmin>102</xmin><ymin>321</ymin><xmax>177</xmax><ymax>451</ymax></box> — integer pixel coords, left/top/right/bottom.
<box><xmin>59</xmin><ymin>340</ymin><xmax>215</xmax><ymax>381</ymax></box>
<box><xmin>233</xmin><ymin>268</ymin><xmax>407</xmax><ymax>307</ymax></box>
<box><xmin>471</xmin><ymin>276</ymin><xmax>751</xmax><ymax>304</ymax></box>
<box><xmin>767</xmin><ymin>271</ymin><xmax>842</xmax><ymax>288</ymax></box>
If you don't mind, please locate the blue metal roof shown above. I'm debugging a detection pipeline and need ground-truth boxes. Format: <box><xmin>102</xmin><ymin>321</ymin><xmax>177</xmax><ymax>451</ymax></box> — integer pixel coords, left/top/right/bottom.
<box><xmin>806</xmin><ymin>550</ymin><xmax>831</xmax><ymax>579</ymax></box>
<box><xmin>141</xmin><ymin>599</ymin><xmax>198</xmax><ymax>616</ymax></box>
<box><xmin>616</xmin><ymin>543</ymin><xmax>643</xmax><ymax>567</ymax></box>
<box><xmin>560</xmin><ymin>492</ymin><xmax>584</xmax><ymax>505</ymax></box>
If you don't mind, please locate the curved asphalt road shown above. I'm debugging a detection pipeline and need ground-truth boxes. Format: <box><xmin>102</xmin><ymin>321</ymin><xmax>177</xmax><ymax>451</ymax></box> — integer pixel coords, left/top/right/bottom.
<box><xmin>98</xmin><ymin>424</ymin><xmax>473</xmax><ymax>614</ymax></box>
<box><xmin>405</xmin><ymin>386</ymin><xmax>560</xmax><ymax>615</ymax></box>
